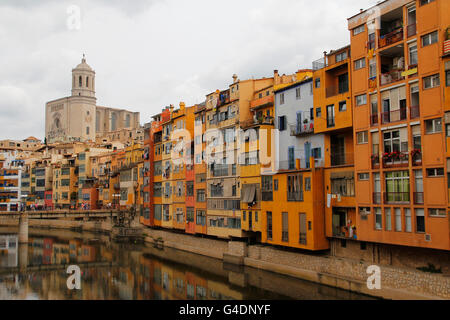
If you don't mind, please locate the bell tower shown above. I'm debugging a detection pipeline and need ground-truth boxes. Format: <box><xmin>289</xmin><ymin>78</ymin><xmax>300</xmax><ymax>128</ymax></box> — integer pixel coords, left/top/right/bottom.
<box><xmin>71</xmin><ymin>54</ymin><xmax>96</xmax><ymax>98</ymax></box>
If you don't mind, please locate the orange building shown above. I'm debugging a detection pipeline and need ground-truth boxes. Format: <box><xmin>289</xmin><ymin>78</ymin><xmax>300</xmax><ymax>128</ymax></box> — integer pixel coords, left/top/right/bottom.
<box><xmin>348</xmin><ymin>0</ymin><xmax>449</xmax><ymax>251</ymax></box>
<box><xmin>313</xmin><ymin>46</ymin><xmax>356</xmax><ymax>248</ymax></box>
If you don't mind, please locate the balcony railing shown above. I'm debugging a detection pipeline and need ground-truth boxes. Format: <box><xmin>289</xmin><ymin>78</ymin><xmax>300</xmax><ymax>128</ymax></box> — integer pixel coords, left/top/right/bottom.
<box><xmin>325</xmin><ymin>85</ymin><xmax>349</xmax><ymax>98</ymax></box>
<box><xmin>410</xmin><ymin>105</ymin><xmax>420</xmax><ymax>119</ymax></box>
<box><xmin>370</xmin><ymin>114</ymin><xmax>379</xmax><ymax>126</ymax></box>
<box><xmin>330</xmin><ymin>153</ymin><xmax>354</xmax><ymax>167</ymax></box>
<box><xmin>385</xmin><ymin>192</ymin><xmax>410</xmax><ymax>204</ymax></box>
<box><xmin>411</xmin><ymin>150</ymin><xmax>422</xmax><ymax>167</ymax></box>
<box><xmin>373</xmin><ymin>192</ymin><xmax>382</xmax><ymax>205</ymax></box>
<box><xmin>382</xmin><ymin>152</ymin><xmax>409</xmax><ymax>168</ymax></box>
<box><xmin>289</xmin><ymin>122</ymin><xmax>314</xmax><ymax>136</ymax></box>
<box><xmin>414</xmin><ymin>192</ymin><xmax>424</xmax><ymax>205</ymax></box>
<box><xmin>407</xmin><ymin>24</ymin><xmax>416</xmax><ymax>38</ymax></box>
<box><xmin>371</xmin><ymin>155</ymin><xmax>381</xmax><ymax>169</ymax></box>
<box><xmin>381</xmin><ymin>107</ymin><xmax>407</xmax><ymax>124</ymax></box>
<box><xmin>380</xmin><ymin>69</ymin><xmax>405</xmax><ymax>86</ymax></box>
<box><xmin>379</xmin><ymin>28</ymin><xmax>404</xmax><ymax>48</ymax></box>
<box><xmin>250</xmin><ymin>95</ymin><xmax>274</xmax><ymax>110</ymax></box>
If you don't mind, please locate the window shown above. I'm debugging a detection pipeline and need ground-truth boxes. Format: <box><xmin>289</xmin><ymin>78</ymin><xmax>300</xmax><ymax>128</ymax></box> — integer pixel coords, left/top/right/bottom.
<box><xmin>356</xmin><ymin>94</ymin><xmax>367</xmax><ymax>106</ymax></box>
<box><xmin>196</xmin><ymin>210</ymin><xmax>206</xmax><ymax>226</ymax></box>
<box><xmin>331</xmin><ymin>173</ymin><xmax>355</xmax><ymax>197</ymax></box>
<box><xmin>316</xmin><ymin>107</ymin><xmax>321</xmax><ymax>118</ymax></box>
<box><xmin>425</xmin><ymin>118</ymin><xmax>442</xmax><ymax>134</ymax></box>
<box><xmin>395</xmin><ymin>208</ymin><xmax>402</xmax><ymax>232</ymax></box>
<box><xmin>385</xmin><ymin>208</ymin><xmax>392</xmax><ymax>231</ymax></box>
<box><xmin>335</xmin><ymin>51</ymin><xmax>347</xmax><ymax>63</ymax></box>
<box><xmin>429</xmin><ymin>209</ymin><xmax>446</xmax><ymax>217</ymax></box>
<box><xmin>369</xmin><ymin>58</ymin><xmax>377</xmax><ymax>78</ymax></box>
<box><xmin>426</xmin><ymin>168</ymin><xmax>444</xmax><ymax>177</ymax></box>
<box><xmin>405</xmin><ymin>209</ymin><xmax>412</xmax><ymax>232</ymax></box>
<box><xmin>357</xmin><ymin>131</ymin><xmax>368</xmax><ymax>144</ymax></box>
<box><xmin>196</xmin><ymin>189</ymin><xmax>206</xmax><ymax>202</ymax></box>
<box><xmin>354</xmin><ymin>58</ymin><xmax>366</xmax><ymax>70</ymax></box>
<box><xmin>353</xmin><ymin>25</ymin><xmax>365</xmax><ymax>36</ymax></box>
<box><xmin>86</xmin><ymin>126</ymin><xmax>90</xmax><ymax>135</ymax></box>
<box><xmin>278</xmin><ymin>116</ymin><xmax>287</xmax><ymax>131</ymax></box>
<box><xmin>243</xmin><ymin>211</ymin><xmax>246</xmax><ymax>221</ymax></box>
<box><xmin>296</xmin><ymin>87</ymin><xmax>301</xmax><ymax>100</ymax></box>
<box><xmin>312</xmin><ymin>148</ymin><xmax>321</xmax><ymax>159</ymax></box>
<box><xmin>423</xmin><ymin>74</ymin><xmax>440</xmax><ymax>89</ymax></box>
<box><xmin>420</xmin><ymin>0</ymin><xmax>435</xmax><ymax>5</ymax></box>
<box><xmin>210</xmin><ymin>184</ymin><xmax>223</xmax><ymax>197</ymax></box>
<box><xmin>409</xmin><ymin>43</ymin><xmax>418</xmax><ymax>65</ymax></box>
<box><xmin>339</xmin><ymin>101</ymin><xmax>347</xmax><ymax>112</ymax></box>
<box><xmin>385</xmin><ymin>171</ymin><xmax>410</xmax><ymax>203</ymax></box>
<box><xmin>186</xmin><ymin>181</ymin><xmax>194</xmax><ymax>197</ymax></box>
<box><xmin>280</xmin><ymin>93</ymin><xmax>285</xmax><ymax>105</ymax></box>
<box><xmin>305</xmin><ymin>177</ymin><xmax>311</xmax><ymax>191</ymax></box>
<box><xmin>274</xmin><ymin>179</ymin><xmax>278</xmax><ymax>191</ymax></box>
<box><xmin>327</xmin><ymin>105</ymin><xmax>335</xmax><ymax>128</ymax></box>
<box><xmin>416</xmin><ymin>209</ymin><xmax>425</xmax><ymax>233</ymax></box>
<box><xmin>375</xmin><ymin>208</ymin><xmax>382</xmax><ymax>230</ymax></box>
<box><xmin>358</xmin><ymin>173</ymin><xmax>370</xmax><ymax>181</ymax></box>
<box><xmin>267</xmin><ymin>212</ymin><xmax>273</xmax><ymax>240</ymax></box>
<box><xmin>262</xmin><ymin>175</ymin><xmax>273</xmax><ymax>201</ymax></box>
<box><xmin>315</xmin><ymin>78</ymin><xmax>321</xmax><ymax>88</ymax></box>
<box><xmin>421</xmin><ymin>31</ymin><xmax>438</xmax><ymax>47</ymax></box>
<box><xmin>282</xmin><ymin>212</ymin><xmax>289</xmax><ymax>242</ymax></box>
<box><xmin>287</xmin><ymin>174</ymin><xmax>303</xmax><ymax>201</ymax></box>
<box><xmin>446</xmin><ymin>70</ymin><xmax>450</xmax><ymax>87</ymax></box>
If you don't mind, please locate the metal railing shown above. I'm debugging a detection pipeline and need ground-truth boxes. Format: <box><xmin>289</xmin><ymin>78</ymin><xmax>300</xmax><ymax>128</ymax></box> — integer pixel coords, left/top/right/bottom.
<box><xmin>385</xmin><ymin>192</ymin><xmax>410</xmax><ymax>204</ymax></box>
<box><xmin>380</xmin><ymin>69</ymin><xmax>405</xmax><ymax>86</ymax></box>
<box><xmin>407</xmin><ymin>24</ymin><xmax>416</xmax><ymax>38</ymax></box>
<box><xmin>325</xmin><ymin>85</ymin><xmax>349</xmax><ymax>98</ymax></box>
<box><xmin>381</xmin><ymin>107</ymin><xmax>407</xmax><ymax>124</ymax></box>
<box><xmin>289</xmin><ymin>122</ymin><xmax>314</xmax><ymax>136</ymax></box>
<box><xmin>379</xmin><ymin>28</ymin><xmax>404</xmax><ymax>48</ymax></box>
<box><xmin>373</xmin><ymin>192</ymin><xmax>382</xmax><ymax>205</ymax></box>
<box><xmin>410</xmin><ymin>105</ymin><xmax>420</xmax><ymax>119</ymax></box>
<box><xmin>382</xmin><ymin>152</ymin><xmax>409</xmax><ymax>168</ymax></box>
<box><xmin>330</xmin><ymin>153</ymin><xmax>354</xmax><ymax>166</ymax></box>
<box><xmin>414</xmin><ymin>192</ymin><xmax>424</xmax><ymax>205</ymax></box>
<box><xmin>370</xmin><ymin>114</ymin><xmax>379</xmax><ymax>126</ymax></box>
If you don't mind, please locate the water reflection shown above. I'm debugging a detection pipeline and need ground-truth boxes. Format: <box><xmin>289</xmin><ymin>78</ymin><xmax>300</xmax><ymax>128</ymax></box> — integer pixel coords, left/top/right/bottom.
<box><xmin>0</xmin><ymin>229</ymin><xmax>375</xmax><ymax>300</ymax></box>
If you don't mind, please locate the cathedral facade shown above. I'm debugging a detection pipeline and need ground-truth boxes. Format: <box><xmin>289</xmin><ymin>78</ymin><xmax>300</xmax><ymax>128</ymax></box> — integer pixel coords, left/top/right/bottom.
<box><xmin>45</xmin><ymin>56</ymin><xmax>140</xmax><ymax>144</ymax></box>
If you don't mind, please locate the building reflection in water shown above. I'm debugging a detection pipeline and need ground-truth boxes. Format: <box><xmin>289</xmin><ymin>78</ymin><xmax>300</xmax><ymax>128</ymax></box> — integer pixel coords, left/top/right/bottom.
<box><xmin>0</xmin><ymin>231</ymin><xmax>374</xmax><ymax>300</ymax></box>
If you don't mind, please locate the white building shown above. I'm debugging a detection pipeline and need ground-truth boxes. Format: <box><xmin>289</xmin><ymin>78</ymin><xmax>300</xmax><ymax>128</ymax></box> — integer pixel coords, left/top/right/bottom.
<box><xmin>274</xmin><ymin>78</ymin><xmax>325</xmax><ymax>171</ymax></box>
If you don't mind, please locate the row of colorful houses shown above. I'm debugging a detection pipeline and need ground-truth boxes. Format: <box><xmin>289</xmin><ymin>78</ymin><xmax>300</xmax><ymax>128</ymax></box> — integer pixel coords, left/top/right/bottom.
<box><xmin>140</xmin><ymin>0</ymin><xmax>450</xmax><ymax>256</ymax></box>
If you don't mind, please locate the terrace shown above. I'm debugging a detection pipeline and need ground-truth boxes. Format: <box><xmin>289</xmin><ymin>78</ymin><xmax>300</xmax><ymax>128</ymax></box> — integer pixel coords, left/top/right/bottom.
<box><xmin>379</xmin><ymin>45</ymin><xmax>405</xmax><ymax>86</ymax></box>
<box><xmin>379</xmin><ymin>7</ymin><xmax>404</xmax><ymax>49</ymax></box>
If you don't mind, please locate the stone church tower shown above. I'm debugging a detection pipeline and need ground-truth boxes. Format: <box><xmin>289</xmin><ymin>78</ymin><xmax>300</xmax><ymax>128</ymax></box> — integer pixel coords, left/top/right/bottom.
<box><xmin>45</xmin><ymin>55</ymin><xmax>140</xmax><ymax>144</ymax></box>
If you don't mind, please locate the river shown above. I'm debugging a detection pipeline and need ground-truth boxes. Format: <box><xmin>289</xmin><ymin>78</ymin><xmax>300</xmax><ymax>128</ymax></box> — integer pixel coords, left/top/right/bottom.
<box><xmin>0</xmin><ymin>227</ymin><xmax>375</xmax><ymax>300</ymax></box>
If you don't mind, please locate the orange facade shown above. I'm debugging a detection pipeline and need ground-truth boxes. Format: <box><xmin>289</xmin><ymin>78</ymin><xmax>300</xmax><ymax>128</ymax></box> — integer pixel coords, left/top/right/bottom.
<box><xmin>349</xmin><ymin>0</ymin><xmax>450</xmax><ymax>250</ymax></box>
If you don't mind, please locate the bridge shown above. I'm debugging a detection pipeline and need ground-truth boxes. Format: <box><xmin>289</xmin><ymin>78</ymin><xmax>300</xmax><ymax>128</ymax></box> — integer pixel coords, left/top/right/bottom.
<box><xmin>0</xmin><ymin>210</ymin><xmax>119</xmax><ymax>220</ymax></box>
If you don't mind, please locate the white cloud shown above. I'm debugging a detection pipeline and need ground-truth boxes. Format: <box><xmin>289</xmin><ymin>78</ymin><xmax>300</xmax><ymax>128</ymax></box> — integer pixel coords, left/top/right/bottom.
<box><xmin>0</xmin><ymin>0</ymin><xmax>376</xmax><ymax>140</ymax></box>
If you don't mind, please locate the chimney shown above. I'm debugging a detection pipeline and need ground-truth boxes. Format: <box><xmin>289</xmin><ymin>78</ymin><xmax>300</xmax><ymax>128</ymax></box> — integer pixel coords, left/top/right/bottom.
<box><xmin>232</xmin><ymin>74</ymin><xmax>238</xmax><ymax>84</ymax></box>
<box><xmin>274</xmin><ymin>70</ymin><xmax>279</xmax><ymax>85</ymax></box>
<box><xmin>169</xmin><ymin>104</ymin><xmax>174</xmax><ymax>112</ymax></box>
<box><xmin>180</xmin><ymin>102</ymin><xmax>185</xmax><ymax>110</ymax></box>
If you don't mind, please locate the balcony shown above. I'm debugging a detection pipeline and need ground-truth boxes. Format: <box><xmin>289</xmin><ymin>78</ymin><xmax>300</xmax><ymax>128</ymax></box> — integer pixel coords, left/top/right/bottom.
<box><xmin>385</xmin><ymin>192</ymin><xmax>410</xmax><ymax>204</ymax></box>
<box><xmin>325</xmin><ymin>84</ymin><xmax>349</xmax><ymax>98</ymax></box>
<box><xmin>373</xmin><ymin>192</ymin><xmax>382</xmax><ymax>205</ymax></box>
<box><xmin>380</xmin><ymin>69</ymin><xmax>405</xmax><ymax>86</ymax></box>
<box><xmin>410</xmin><ymin>105</ymin><xmax>420</xmax><ymax>119</ymax></box>
<box><xmin>382</xmin><ymin>152</ymin><xmax>409</xmax><ymax>169</ymax></box>
<box><xmin>370</xmin><ymin>114</ymin><xmax>379</xmax><ymax>126</ymax></box>
<box><xmin>250</xmin><ymin>95</ymin><xmax>274</xmax><ymax>110</ymax></box>
<box><xmin>379</xmin><ymin>28</ymin><xmax>403</xmax><ymax>49</ymax></box>
<box><xmin>289</xmin><ymin>121</ymin><xmax>314</xmax><ymax>136</ymax></box>
<box><xmin>414</xmin><ymin>192</ymin><xmax>424</xmax><ymax>205</ymax></box>
<box><xmin>330</xmin><ymin>153</ymin><xmax>354</xmax><ymax>167</ymax></box>
<box><xmin>411</xmin><ymin>150</ymin><xmax>422</xmax><ymax>167</ymax></box>
<box><xmin>371</xmin><ymin>155</ymin><xmax>380</xmax><ymax>169</ymax></box>
<box><xmin>381</xmin><ymin>107</ymin><xmax>407</xmax><ymax>124</ymax></box>
<box><xmin>407</xmin><ymin>24</ymin><xmax>416</xmax><ymax>38</ymax></box>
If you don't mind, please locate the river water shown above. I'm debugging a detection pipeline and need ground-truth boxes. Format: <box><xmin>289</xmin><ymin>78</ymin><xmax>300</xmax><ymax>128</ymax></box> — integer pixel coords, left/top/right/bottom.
<box><xmin>0</xmin><ymin>227</ymin><xmax>374</xmax><ymax>300</ymax></box>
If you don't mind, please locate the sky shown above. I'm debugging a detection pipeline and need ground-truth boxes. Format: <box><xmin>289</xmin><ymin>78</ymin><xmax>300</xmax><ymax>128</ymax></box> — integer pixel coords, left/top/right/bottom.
<box><xmin>0</xmin><ymin>0</ymin><xmax>376</xmax><ymax>141</ymax></box>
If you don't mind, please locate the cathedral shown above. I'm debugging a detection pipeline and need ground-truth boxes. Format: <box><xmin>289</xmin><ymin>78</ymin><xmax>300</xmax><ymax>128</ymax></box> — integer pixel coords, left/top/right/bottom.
<box><xmin>45</xmin><ymin>56</ymin><xmax>140</xmax><ymax>144</ymax></box>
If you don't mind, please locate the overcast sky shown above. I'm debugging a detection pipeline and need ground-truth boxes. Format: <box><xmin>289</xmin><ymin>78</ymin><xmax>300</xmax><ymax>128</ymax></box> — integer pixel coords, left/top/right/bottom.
<box><xmin>0</xmin><ymin>0</ymin><xmax>376</xmax><ymax>141</ymax></box>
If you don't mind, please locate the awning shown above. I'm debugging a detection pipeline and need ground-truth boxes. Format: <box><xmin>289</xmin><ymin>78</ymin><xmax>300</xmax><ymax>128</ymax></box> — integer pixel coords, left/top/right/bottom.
<box><xmin>241</xmin><ymin>184</ymin><xmax>256</xmax><ymax>203</ymax></box>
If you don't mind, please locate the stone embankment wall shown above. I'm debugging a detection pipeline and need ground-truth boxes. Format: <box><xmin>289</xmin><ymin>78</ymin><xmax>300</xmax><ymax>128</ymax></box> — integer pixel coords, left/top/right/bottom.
<box><xmin>1</xmin><ymin>217</ymin><xmax>448</xmax><ymax>300</ymax></box>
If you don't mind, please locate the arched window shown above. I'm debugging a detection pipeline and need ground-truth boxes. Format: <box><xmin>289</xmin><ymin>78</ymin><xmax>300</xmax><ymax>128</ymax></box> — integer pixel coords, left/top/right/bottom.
<box><xmin>125</xmin><ymin>114</ymin><xmax>131</xmax><ymax>128</ymax></box>
<box><xmin>79</xmin><ymin>76</ymin><xmax>82</xmax><ymax>87</ymax></box>
<box><xmin>86</xmin><ymin>76</ymin><xmax>89</xmax><ymax>88</ymax></box>
<box><xmin>111</xmin><ymin>113</ymin><xmax>117</xmax><ymax>131</ymax></box>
